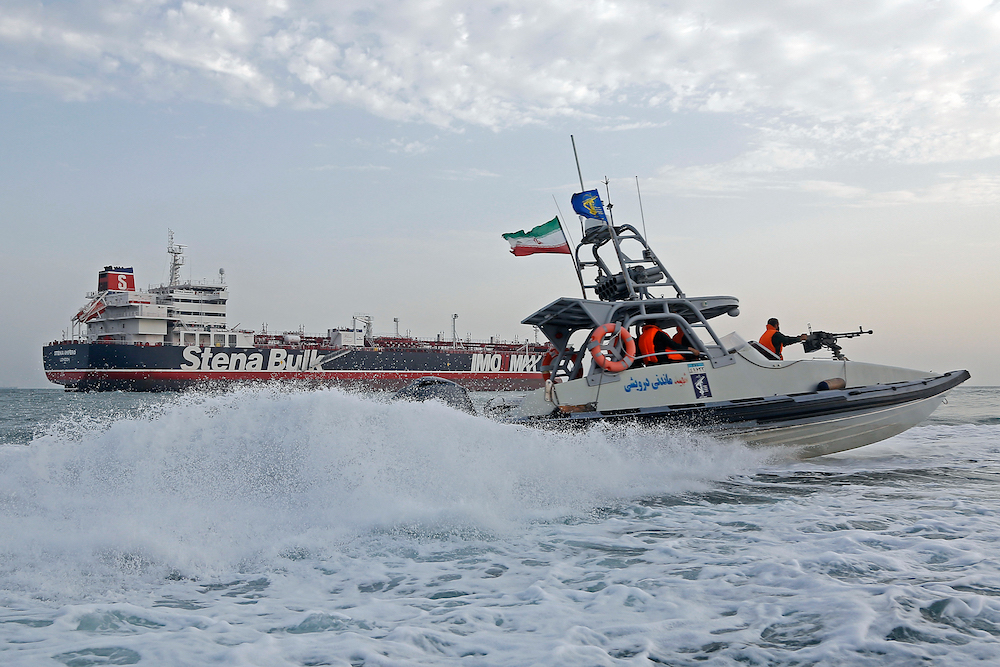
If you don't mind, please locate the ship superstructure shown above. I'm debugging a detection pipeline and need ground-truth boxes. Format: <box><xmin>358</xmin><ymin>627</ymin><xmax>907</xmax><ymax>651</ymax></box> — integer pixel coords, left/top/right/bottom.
<box><xmin>70</xmin><ymin>232</ymin><xmax>253</xmax><ymax>350</ymax></box>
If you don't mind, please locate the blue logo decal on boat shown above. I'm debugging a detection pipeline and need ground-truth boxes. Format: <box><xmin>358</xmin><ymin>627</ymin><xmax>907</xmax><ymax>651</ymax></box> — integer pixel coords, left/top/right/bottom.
<box><xmin>691</xmin><ymin>373</ymin><xmax>712</xmax><ymax>399</ymax></box>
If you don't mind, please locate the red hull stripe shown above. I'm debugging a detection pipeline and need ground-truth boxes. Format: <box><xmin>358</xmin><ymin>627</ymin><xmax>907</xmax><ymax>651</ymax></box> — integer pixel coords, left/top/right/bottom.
<box><xmin>45</xmin><ymin>369</ymin><xmax>544</xmax><ymax>391</ymax></box>
<box><xmin>47</xmin><ymin>370</ymin><xmax>539</xmax><ymax>380</ymax></box>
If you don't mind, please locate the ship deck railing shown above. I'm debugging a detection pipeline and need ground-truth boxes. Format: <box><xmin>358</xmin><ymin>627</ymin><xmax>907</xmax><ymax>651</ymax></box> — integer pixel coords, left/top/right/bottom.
<box><xmin>50</xmin><ymin>337</ymin><xmax>549</xmax><ymax>352</ymax></box>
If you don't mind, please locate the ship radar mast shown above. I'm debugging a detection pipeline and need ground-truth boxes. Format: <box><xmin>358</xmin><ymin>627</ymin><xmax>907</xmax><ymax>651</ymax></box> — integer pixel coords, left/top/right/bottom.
<box><xmin>167</xmin><ymin>229</ymin><xmax>186</xmax><ymax>286</ymax></box>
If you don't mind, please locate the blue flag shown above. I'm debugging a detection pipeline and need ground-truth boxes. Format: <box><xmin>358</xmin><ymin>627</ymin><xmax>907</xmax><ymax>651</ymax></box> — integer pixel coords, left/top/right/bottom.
<box><xmin>571</xmin><ymin>190</ymin><xmax>608</xmax><ymax>222</ymax></box>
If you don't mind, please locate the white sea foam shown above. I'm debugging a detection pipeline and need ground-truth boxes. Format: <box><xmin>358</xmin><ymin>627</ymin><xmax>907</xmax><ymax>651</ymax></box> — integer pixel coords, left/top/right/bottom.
<box><xmin>0</xmin><ymin>387</ymin><xmax>762</xmax><ymax>593</ymax></box>
<box><xmin>1</xmin><ymin>387</ymin><xmax>998</xmax><ymax>666</ymax></box>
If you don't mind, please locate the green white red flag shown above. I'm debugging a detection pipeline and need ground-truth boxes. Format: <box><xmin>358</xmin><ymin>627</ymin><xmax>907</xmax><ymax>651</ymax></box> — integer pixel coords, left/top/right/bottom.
<box><xmin>502</xmin><ymin>217</ymin><xmax>571</xmax><ymax>256</ymax></box>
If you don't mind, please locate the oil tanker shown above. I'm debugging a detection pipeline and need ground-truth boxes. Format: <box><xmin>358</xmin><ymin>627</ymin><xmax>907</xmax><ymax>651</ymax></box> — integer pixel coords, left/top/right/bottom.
<box><xmin>42</xmin><ymin>234</ymin><xmax>546</xmax><ymax>392</ymax></box>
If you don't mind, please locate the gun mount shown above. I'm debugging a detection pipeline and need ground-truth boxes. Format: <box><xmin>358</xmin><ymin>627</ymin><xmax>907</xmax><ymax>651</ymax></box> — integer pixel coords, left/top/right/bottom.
<box><xmin>803</xmin><ymin>327</ymin><xmax>874</xmax><ymax>361</ymax></box>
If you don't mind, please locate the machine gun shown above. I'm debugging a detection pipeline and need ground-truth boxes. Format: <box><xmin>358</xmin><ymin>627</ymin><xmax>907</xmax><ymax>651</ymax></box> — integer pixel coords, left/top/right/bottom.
<box><xmin>802</xmin><ymin>326</ymin><xmax>874</xmax><ymax>361</ymax></box>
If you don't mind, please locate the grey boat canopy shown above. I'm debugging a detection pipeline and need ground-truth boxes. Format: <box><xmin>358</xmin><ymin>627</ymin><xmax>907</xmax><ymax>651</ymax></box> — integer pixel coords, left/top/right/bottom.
<box><xmin>522</xmin><ymin>295</ymin><xmax>740</xmax><ymax>332</ymax></box>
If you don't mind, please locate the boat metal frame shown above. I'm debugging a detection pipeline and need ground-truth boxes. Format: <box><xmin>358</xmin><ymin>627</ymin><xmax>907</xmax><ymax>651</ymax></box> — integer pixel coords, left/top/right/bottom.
<box><xmin>525</xmin><ymin>219</ymin><xmax>741</xmax><ymax>385</ymax></box>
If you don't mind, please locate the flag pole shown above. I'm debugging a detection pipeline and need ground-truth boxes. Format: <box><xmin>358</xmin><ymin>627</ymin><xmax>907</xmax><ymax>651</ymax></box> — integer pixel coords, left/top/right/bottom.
<box><xmin>570</xmin><ymin>135</ymin><xmax>587</xmax><ymax>238</ymax></box>
<box><xmin>553</xmin><ymin>197</ymin><xmax>587</xmax><ymax>298</ymax></box>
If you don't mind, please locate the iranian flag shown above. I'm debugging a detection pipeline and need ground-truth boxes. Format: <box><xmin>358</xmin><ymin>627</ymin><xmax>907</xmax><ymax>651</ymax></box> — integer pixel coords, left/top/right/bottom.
<box><xmin>502</xmin><ymin>217</ymin><xmax>571</xmax><ymax>256</ymax></box>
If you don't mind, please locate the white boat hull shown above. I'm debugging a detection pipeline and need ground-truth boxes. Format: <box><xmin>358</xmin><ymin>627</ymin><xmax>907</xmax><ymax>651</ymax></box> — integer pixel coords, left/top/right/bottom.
<box><xmin>722</xmin><ymin>392</ymin><xmax>948</xmax><ymax>458</ymax></box>
<box><xmin>511</xmin><ymin>342</ymin><xmax>969</xmax><ymax>457</ymax></box>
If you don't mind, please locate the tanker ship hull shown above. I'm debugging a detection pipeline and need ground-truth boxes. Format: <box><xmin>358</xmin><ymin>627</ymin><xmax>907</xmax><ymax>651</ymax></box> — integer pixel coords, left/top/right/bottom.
<box><xmin>43</xmin><ymin>343</ymin><xmax>544</xmax><ymax>392</ymax></box>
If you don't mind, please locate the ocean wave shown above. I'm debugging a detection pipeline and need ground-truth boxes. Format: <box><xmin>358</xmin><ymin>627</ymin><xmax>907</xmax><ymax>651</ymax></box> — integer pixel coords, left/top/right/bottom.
<box><xmin>0</xmin><ymin>386</ymin><xmax>765</xmax><ymax>591</ymax></box>
<box><xmin>2</xmin><ymin>387</ymin><xmax>999</xmax><ymax>665</ymax></box>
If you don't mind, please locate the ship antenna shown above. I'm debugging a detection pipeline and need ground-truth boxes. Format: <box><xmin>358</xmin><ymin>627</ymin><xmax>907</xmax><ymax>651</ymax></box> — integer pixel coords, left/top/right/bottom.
<box><xmin>635</xmin><ymin>176</ymin><xmax>648</xmax><ymax>238</ymax></box>
<box><xmin>167</xmin><ymin>229</ymin><xmax>186</xmax><ymax>286</ymax></box>
<box><xmin>602</xmin><ymin>176</ymin><xmax>614</xmax><ymax>226</ymax></box>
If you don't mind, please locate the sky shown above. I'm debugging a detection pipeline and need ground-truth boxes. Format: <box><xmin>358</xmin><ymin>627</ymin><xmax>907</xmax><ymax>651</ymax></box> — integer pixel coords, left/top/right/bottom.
<box><xmin>1</xmin><ymin>0</ymin><xmax>998</xmax><ymax>387</ymax></box>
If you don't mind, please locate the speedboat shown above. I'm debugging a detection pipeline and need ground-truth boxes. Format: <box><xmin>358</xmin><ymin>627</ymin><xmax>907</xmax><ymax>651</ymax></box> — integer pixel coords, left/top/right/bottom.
<box><xmin>402</xmin><ymin>188</ymin><xmax>969</xmax><ymax>457</ymax></box>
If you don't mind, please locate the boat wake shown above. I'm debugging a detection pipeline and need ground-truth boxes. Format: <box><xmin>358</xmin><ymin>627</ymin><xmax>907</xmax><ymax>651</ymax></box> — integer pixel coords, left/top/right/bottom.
<box><xmin>0</xmin><ymin>386</ymin><xmax>766</xmax><ymax>592</ymax></box>
<box><xmin>3</xmin><ymin>388</ymin><xmax>998</xmax><ymax>666</ymax></box>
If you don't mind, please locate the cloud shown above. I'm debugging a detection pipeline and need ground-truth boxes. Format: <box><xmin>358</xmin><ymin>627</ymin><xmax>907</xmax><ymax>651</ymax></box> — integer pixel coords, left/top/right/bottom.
<box><xmin>307</xmin><ymin>164</ymin><xmax>390</xmax><ymax>172</ymax></box>
<box><xmin>797</xmin><ymin>180</ymin><xmax>868</xmax><ymax>199</ymax></box>
<box><xmin>593</xmin><ymin>120</ymin><xmax>673</xmax><ymax>132</ymax></box>
<box><xmin>385</xmin><ymin>138</ymin><xmax>430</xmax><ymax>155</ymax></box>
<box><xmin>434</xmin><ymin>167</ymin><xmax>501</xmax><ymax>181</ymax></box>
<box><xmin>869</xmin><ymin>173</ymin><xmax>1000</xmax><ymax>206</ymax></box>
<box><xmin>4</xmin><ymin>1</ymin><xmax>1000</xmax><ymax>165</ymax></box>
<box><xmin>651</xmin><ymin>156</ymin><xmax>1000</xmax><ymax>207</ymax></box>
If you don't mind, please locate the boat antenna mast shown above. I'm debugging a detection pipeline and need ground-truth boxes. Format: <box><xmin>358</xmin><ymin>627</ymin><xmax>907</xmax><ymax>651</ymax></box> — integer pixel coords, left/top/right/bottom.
<box><xmin>602</xmin><ymin>176</ymin><xmax>614</xmax><ymax>226</ymax></box>
<box><xmin>568</xmin><ymin>139</ymin><xmax>684</xmax><ymax>302</ymax></box>
<box><xmin>635</xmin><ymin>176</ymin><xmax>648</xmax><ymax>238</ymax></box>
<box><xmin>167</xmin><ymin>229</ymin><xmax>186</xmax><ymax>287</ymax></box>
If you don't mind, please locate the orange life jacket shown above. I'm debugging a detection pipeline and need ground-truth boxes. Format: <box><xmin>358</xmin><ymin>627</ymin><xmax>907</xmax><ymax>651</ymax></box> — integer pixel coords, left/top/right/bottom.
<box><xmin>759</xmin><ymin>324</ymin><xmax>784</xmax><ymax>359</ymax></box>
<box><xmin>663</xmin><ymin>348</ymin><xmax>685</xmax><ymax>362</ymax></box>
<box><xmin>638</xmin><ymin>325</ymin><xmax>662</xmax><ymax>363</ymax></box>
<box><xmin>640</xmin><ymin>325</ymin><xmax>685</xmax><ymax>363</ymax></box>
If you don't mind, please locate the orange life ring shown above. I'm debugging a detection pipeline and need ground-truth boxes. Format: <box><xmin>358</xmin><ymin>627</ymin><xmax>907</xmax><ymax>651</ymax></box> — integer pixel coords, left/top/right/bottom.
<box><xmin>540</xmin><ymin>347</ymin><xmax>558</xmax><ymax>380</ymax></box>
<box><xmin>588</xmin><ymin>323</ymin><xmax>636</xmax><ymax>373</ymax></box>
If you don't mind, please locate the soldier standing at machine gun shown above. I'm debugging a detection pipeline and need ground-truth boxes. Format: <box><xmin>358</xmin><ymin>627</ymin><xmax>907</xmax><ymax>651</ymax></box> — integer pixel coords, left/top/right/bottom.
<box><xmin>760</xmin><ymin>318</ymin><xmax>807</xmax><ymax>360</ymax></box>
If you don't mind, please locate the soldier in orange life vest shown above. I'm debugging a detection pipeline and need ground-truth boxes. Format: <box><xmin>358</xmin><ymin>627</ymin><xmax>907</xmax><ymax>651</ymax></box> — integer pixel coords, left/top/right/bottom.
<box><xmin>759</xmin><ymin>318</ymin><xmax>807</xmax><ymax>360</ymax></box>
<box><xmin>637</xmin><ymin>324</ymin><xmax>663</xmax><ymax>365</ymax></box>
<box><xmin>638</xmin><ymin>325</ymin><xmax>685</xmax><ymax>364</ymax></box>
<box><xmin>672</xmin><ymin>328</ymin><xmax>695</xmax><ymax>349</ymax></box>
<box><xmin>669</xmin><ymin>327</ymin><xmax>701</xmax><ymax>358</ymax></box>
<box><xmin>639</xmin><ymin>325</ymin><xmax>698</xmax><ymax>364</ymax></box>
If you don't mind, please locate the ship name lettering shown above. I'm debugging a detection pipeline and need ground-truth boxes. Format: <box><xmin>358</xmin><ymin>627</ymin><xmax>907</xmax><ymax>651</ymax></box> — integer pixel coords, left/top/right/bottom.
<box><xmin>53</xmin><ymin>349</ymin><xmax>77</xmax><ymax>357</ymax></box>
<box><xmin>181</xmin><ymin>346</ymin><xmax>201</xmax><ymax>370</ymax></box>
<box><xmin>264</xmin><ymin>348</ymin><xmax>318</xmax><ymax>372</ymax></box>
<box><xmin>267</xmin><ymin>348</ymin><xmax>287</xmax><ymax>371</ymax></box>
<box><xmin>470</xmin><ymin>353</ymin><xmax>503</xmax><ymax>373</ymax></box>
<box><xmin>180</xmin><ymin>347</ymin><xmax>311</xmax><ymax>373</ymax></box>
<box><xmin>228</xmin><ymin>352</ymin><xmax>247</xmax><ymax>370</ymax></box>
<box><xmin>508</xmin><ymin>354</ymin><xmax>540</xmax><ymax>373</ymax></box>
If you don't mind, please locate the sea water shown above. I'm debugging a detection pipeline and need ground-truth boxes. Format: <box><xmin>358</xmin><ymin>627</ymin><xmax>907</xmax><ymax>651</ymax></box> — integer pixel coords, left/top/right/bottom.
<box><xmin>1</xmin><ymin>386</ymin><xmax>998</xmax><ymax>666</ymax></box>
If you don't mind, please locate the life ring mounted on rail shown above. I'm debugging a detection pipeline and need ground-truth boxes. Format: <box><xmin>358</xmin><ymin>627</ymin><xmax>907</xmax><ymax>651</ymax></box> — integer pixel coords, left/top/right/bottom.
<box><xmin>588</xmin><ymin>323</ymin><xmax>636</xmax><ymax>373</ymax></box>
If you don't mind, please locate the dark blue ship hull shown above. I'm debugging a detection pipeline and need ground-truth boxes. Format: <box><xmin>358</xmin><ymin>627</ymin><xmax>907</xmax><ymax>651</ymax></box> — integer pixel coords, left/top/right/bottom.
<box><xmin>43</xmin><ymin>342</ymin><xmax>545</xmax><ymax>392</ymax></box>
